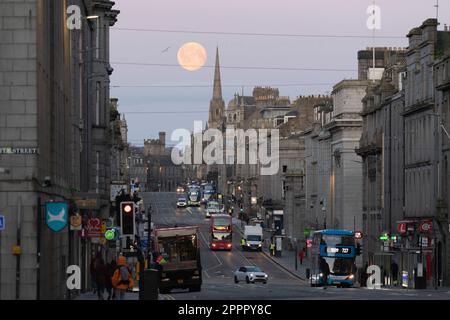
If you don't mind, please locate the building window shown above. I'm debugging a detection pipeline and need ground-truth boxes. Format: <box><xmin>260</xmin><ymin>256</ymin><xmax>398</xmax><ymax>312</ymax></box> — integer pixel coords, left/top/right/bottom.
<box><xmin>95</xmin><ymin>20</ymin><xmax>100</xmax><ymax>59</ymax></box>
<box><xmin>96</xmin><ymin>82</ymin><xmax>100</xmax><ymax>125</ymax></box>
<box><xmin>96</xmin><ymin>151</ymin><xmax>100</xmax><ymax>194</ymax></box>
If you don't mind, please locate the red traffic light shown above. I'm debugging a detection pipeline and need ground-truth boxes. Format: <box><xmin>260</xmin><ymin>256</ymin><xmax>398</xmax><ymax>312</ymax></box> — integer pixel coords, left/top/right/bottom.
<box><xmin>355</xmin><ymin>231</ymin><xmax>363</xmax><ymax>240</ymax></box>
<box><xmin>121</xmin><ymin>202</ymin><xmax>135</xmax><ymax>215</ymax></box>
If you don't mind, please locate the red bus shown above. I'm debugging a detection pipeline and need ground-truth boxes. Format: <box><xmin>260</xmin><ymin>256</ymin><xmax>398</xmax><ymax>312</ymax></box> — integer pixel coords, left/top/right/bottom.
<box><xmin>210</xmin><ymin>214</ymin><xmax>232</xmax><ymax>251</ymax></box>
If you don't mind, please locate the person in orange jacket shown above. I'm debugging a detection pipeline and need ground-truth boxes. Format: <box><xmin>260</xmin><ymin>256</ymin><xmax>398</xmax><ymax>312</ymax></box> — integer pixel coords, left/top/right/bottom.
<box><xmin>111</xmin><ymin>255</ymin><xmax>134</xmax><ymax>300</ymax></box>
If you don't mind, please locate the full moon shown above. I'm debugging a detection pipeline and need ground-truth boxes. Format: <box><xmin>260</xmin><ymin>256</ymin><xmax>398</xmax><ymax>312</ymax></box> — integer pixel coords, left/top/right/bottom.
<box><xmin>177</xmin><ymin>42</ymin><xmax>207</xmax><ymax>71</ymax></box>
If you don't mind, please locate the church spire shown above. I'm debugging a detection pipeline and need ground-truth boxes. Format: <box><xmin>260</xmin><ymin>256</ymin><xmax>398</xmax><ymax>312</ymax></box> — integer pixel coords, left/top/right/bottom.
<box><xmin>212</xmin><ymin>46</ymin><xmax>222</xmax><ymax>100</ymax></box>
<box><xmin>208</xmin><ymin>46</ymin><xmax>225</xmax><ymax>130</ymax></box>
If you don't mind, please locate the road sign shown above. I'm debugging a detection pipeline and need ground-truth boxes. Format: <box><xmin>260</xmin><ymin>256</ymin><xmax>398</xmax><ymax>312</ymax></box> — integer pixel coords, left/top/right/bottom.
<box><xmin>0</xmin><ymin>215</ymin><xmax>5</xmax><ymax>231</ymax></box>
<box><xmin>45</xmin><ymin>202</ymin><xmax>68</xmax><ymax>232</ymax></box>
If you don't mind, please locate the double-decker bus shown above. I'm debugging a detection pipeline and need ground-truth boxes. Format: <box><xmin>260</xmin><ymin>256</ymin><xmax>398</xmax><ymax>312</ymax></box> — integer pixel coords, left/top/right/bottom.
<box><xmin>310</xmin><ymin>229</ymin><xmax>359</xmax><ymax>288</ymax></box>
<box><xmin>210</xmin><ymin>214</ymin><xmax>232</xmax><ymax>251</ymax></box>
<box><xmin>201</xmin><ymin>183</ymin><xmax>215</xmax><ymax>205</ymax></box>
<box><xmin>187</xmin><ymin>185</ymin><xmax>201</xmax><ymax>206</ymax></box>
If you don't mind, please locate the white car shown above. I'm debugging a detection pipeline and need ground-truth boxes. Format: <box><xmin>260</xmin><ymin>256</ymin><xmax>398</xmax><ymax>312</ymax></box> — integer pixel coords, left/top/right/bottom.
<box><xmin>176</xmin><ymin>197</ymin><xmax>187</xmax><ymax>208</ymax></box>
<box><xmin>233</xmin><ymin>266</ymin><xmax>268</xmax><ymax>284</ymax></box>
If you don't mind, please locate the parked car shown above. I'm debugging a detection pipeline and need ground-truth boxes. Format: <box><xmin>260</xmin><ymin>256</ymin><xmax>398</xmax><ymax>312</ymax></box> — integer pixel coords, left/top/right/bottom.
<box><xmin>233</xmin><ymin>266</ymin><xmax>268</xmax><ymax>284</ymax></box>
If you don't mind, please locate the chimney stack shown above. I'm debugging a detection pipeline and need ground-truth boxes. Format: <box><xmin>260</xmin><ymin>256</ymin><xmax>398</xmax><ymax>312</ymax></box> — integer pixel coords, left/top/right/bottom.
<box><xmin>159</xmin><ymin>132</ymin><xmax>166</xmax><ymax>147</ymax></box>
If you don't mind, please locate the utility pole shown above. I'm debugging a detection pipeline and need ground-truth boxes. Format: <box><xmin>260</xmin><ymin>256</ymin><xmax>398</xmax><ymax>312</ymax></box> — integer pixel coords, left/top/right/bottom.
<box><xmin>147</xmin><ymin>205</ymin><xmax>152</xmax><ymax>265</ymax></box>
<box><xmin>435</xmin><ymin>0</ymin><xmax>439</xmax><ymax>22</ymax></box>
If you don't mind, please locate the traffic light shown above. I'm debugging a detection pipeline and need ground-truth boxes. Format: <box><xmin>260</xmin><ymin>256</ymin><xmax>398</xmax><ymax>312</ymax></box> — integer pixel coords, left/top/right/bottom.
<box><xmin>356</xmin><ymin>243</ymin><xmax>362</xmax><ymax>256</ymax></box>
<box><xmin>120</xmin><ymin>201</ymin><xmax>135</xmax><ymax>235</ymax></box>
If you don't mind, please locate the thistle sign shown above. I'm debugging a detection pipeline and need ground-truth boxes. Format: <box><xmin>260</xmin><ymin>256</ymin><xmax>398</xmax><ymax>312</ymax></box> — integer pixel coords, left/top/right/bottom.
<box><xmin>45</xmin><ymin>202</ymin><xmax>68</xmax><ymax>232</ymax></box>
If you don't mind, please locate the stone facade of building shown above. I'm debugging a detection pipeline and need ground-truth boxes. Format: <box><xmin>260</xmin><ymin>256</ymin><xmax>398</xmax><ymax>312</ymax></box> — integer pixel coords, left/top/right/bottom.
<box><xmin>0</xmin><ymin>0</ymin><xmax>119</xmax><ymax>299</ymax></box>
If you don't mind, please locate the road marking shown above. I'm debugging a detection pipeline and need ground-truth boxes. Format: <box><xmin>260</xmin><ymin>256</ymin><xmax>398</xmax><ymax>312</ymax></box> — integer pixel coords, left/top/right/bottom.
<box><xmin>259</xmin><ymin>251</ymin><xmax>304</xmax><ymax>282</ymax></box>
<box><xmin>235</xmin><ymin>246</ymin><xmax>255</xmax><ymax>267</ymax></box>
<box><xmin>198</xmin><ymin>227</ymin><xmax>223</xmax><ymax>277</ymax></box>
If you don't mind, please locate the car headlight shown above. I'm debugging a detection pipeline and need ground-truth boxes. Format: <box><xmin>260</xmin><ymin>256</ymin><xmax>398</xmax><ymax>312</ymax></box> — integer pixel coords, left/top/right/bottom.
<box><xmin>319</xmin><ymin>273</ymin><xmax>323</xmax><ymax>277</ymax></box>
<box><xmin>249</xmin><ymin>273</ymin><xmax>254</xmax><ymax>278</ymax></box>
<box><xmin>348</xmin><ymin>274</ymin><xmax>354</xmax><ymax>280</ymax></box>
<box><xmin>258</xmin><ymin>243</ymin><xmax>262</xmax><ymax>247</ymax></box>
<box><xmin>264</xmin><ymin>274</ymin><xmax>268</xmax><ymax>278</ymax></box>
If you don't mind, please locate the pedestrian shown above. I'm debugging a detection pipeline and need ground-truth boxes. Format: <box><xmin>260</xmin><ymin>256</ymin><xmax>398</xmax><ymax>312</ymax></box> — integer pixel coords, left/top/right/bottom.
<box><xmin>391</xmin><ymin>260</ymin><xmax>399</xmax><ymax>286</ymax></box>
<box><xmin>298</xmin><ymin>248</ymin><xmax>305</xmax><ymax>265</ymax></box>
<box><xmin>105</xmin><ymin>260</ymin><xmax>117</xmax><ymax>300</ymax></box>
<box><xmin>112</xmin><ymin>255</ymin><xmax>134</xmax><ymax>300</ymax></box>
<box><xmin>90</xmin><ymin>253</ymin><xmax>98</xmax><ymax>294</ymax></box>
<box><xmin>319</xmin><ymin>257</ymin><xmax>330</xmax><ymax>289</ymax></box>
<box><xmin>361</xmin><ymin>262</ymin><xmax>369</xmax><ymax>287</ymax></box>
<box><xmin>241</xmin><ymin>237</ymin><xmax>246</xmax><ymax>251</ymax></box>
<box><xmin>269</xmin><ymin>242</ymin><xmax>275</xmax><ymax>256</ymax></box>
<box><xmin>93</xmin><ymin>256</ymin><xmax>107</xmax><ymax>300</ymax></box>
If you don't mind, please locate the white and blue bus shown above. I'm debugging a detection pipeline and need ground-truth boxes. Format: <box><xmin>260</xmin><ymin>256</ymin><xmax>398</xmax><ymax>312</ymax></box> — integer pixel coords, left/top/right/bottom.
<box><xmin>187</xmin><ymin>185</ymin><xmax>201</xmax><ymax>206</ymax></box>
<box><xmin>310</xmin><ymin>229</ymin><xmax>359</xmax><ymax>288</ymax></box>
<box><xmin>201</xmin><ymin>183</ymin><xmax>215</xmax><ymax>205</ymax></box>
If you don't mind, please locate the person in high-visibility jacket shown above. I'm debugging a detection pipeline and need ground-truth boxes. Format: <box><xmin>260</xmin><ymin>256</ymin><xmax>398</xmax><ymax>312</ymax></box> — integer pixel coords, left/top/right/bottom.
<box><xmin>111</xmin><ymin>255</ymin><xmax>134</xmax><ymax>300</ymax></box>
<box><xmin>269</xmin><ymin>243</ymin><xmax>275</xmax><ymax>256</ymax></box>
<box><xmin>240</xmin><ymin>238</ymin><xmax>246</xmax><ymax>250</ymax></box>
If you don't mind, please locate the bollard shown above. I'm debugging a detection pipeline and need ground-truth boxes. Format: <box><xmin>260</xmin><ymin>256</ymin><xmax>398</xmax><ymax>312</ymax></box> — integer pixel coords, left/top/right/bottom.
<box><xmin>139</xmin><ymin>269</ymin><xmax>159</xmax><ymax>300</ymax></box>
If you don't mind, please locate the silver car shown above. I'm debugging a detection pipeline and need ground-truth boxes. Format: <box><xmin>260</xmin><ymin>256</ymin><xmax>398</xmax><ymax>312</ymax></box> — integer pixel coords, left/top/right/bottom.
<box><xmin>233</xmin><ymin>266</ymin><xmax>268</xmax><ymax>284</ymax></box>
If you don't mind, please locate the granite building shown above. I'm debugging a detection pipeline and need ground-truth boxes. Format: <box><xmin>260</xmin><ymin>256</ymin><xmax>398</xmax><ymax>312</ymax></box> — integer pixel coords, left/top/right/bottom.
<box><xmin>0</xmin><ymin>0</ymin><xmax>119</xmax><ymax>299</ymax></box>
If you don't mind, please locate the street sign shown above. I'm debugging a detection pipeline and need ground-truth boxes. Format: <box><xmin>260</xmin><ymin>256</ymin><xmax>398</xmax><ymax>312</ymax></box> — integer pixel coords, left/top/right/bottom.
<box><xmin>0</xmin><ymin>147</ymin><xmax>38</xmax><ymax>154</ymax></box>
<box><xmin>69</xmin><ymin>213</ymin><xmax>82</xmax><ymax>231</ymax></box>
<box><xmin>12</xmin><ymin>245</ymin><xmax>22</xmax><ymax>255</ymax></box>
<box><xmin>45</xmin><ymin>202</ymin><xmax>68</xmax><ymax>232</ymax></box>
<box><xmin>110</xmin><ymin>184</ymin><xmax>127</xmax><ymax>201</ymax></box>
<box><xmin>303</xmin><ymin>228</ymin><xmax>311</xmax><ymax>237</ymax></box>
<box><xmin>0</xmin><ymin>215</ymin><xmax>5</xmax><ymax>231</ymax></box>
<box><xmin>397</xmin><ymin>222</ymin><xmax>407</xmax><ymax>234</ymax></box>
<box><xmin>86</xmin><ymin>218</ymin><xmax>102</xmax><ymax>237</ymax></box>
<box><xmin>419</xmin><ymin>220</ymin><xmax>432</xmax><ymax>233</ymax></box>
<box><xmin>379</xmin><ymin>232</ymin><xmax>389</xmax><ymax>241</ymax></box>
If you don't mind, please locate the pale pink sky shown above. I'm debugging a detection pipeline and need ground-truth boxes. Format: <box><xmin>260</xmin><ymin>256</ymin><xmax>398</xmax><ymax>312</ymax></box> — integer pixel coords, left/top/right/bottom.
<box><xmin>109</xmin><ymin>0</ymin><xmax>450</xmax><ymax>144</ymax></box>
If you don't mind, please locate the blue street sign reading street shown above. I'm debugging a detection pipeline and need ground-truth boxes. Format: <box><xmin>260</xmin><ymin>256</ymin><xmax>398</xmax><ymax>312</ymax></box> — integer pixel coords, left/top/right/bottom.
<box><xmin>0</xmin><ymin>215</ymin><xmax>5</xmax><ymax>231</ymax></box>
<box><xmin>45</xmin><ymin>202</ymin><xmax>68</xmax><ymax>232</ymax></box>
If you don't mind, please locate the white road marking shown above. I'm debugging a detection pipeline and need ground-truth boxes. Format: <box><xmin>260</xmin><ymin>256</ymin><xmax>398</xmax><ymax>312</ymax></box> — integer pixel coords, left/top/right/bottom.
<box><xmin>198</xmin><ymin>227</ymin><xmax>223</xmax><ymax>277</ymax></box>
<box><xmin>259</xmin><ymin>251</ymin><xmax>304</xmax><ymax>282</ymax></box>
